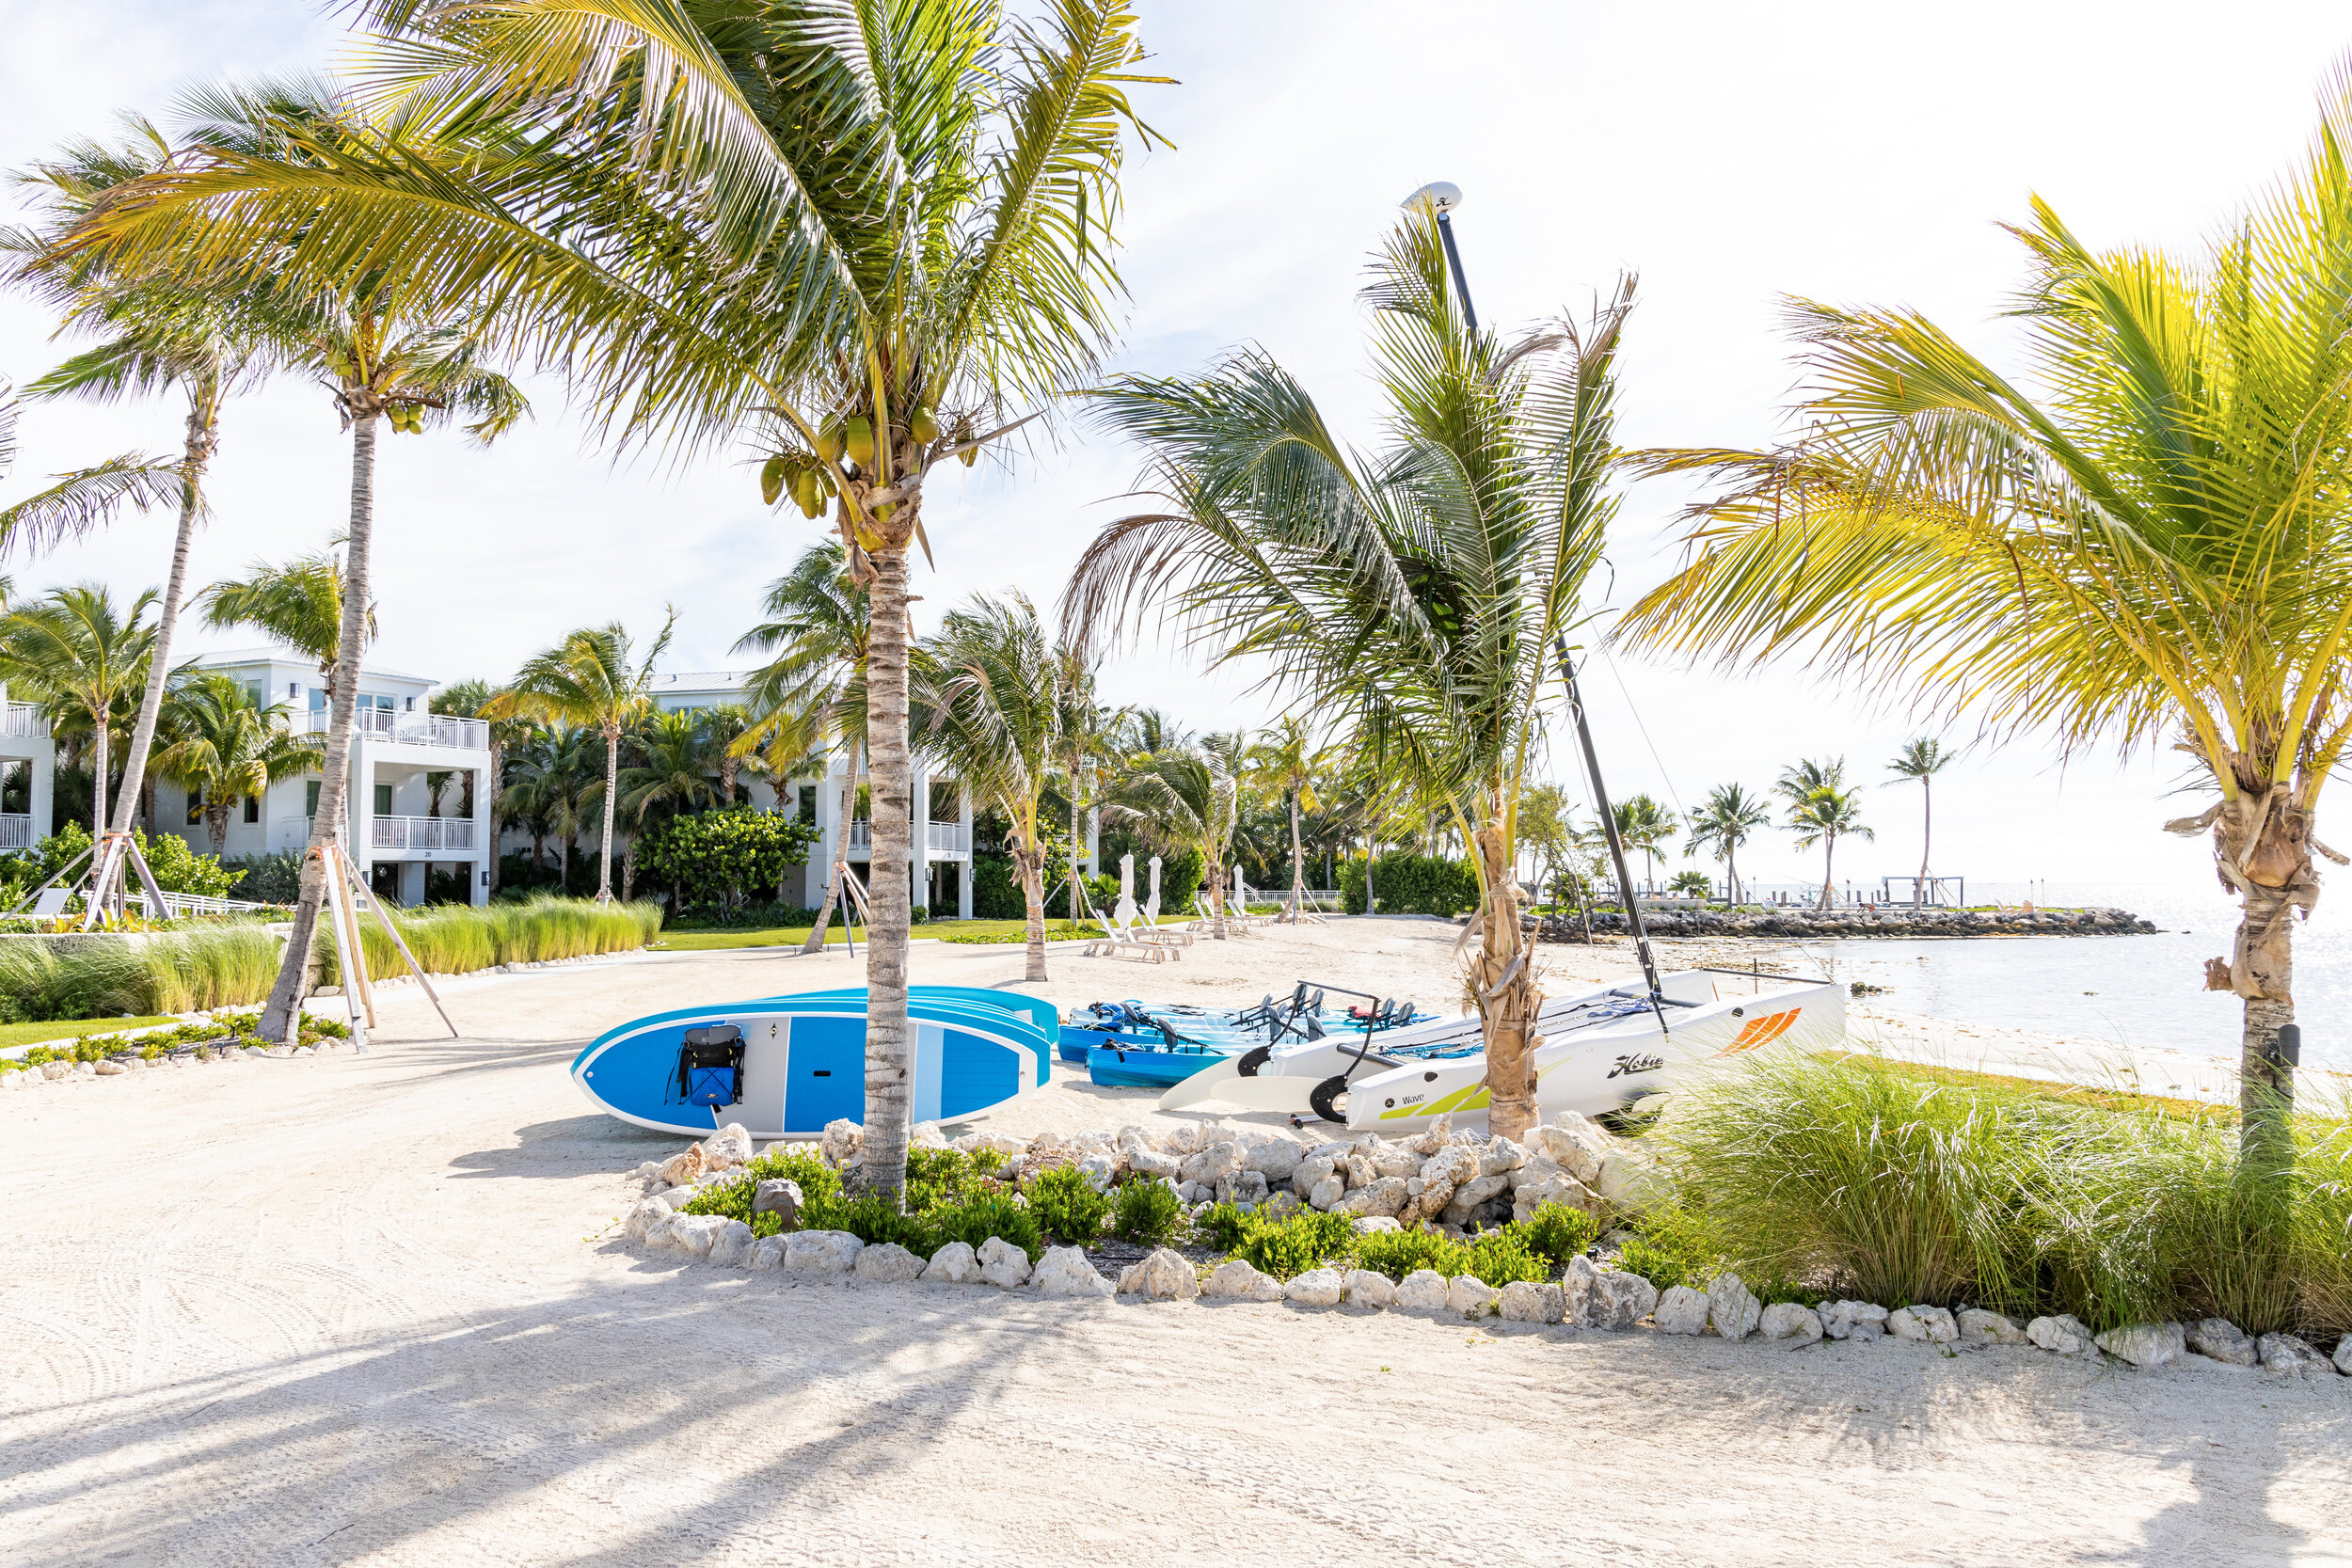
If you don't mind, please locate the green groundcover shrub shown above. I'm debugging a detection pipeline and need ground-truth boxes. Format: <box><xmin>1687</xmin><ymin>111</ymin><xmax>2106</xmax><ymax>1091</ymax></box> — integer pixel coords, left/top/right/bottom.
<box><xmin>1654</xmin><ymin>1048</ymin><xmax>2352</xmax><ymax>1337</ymax></box>
<box><xmin>0</xmin><ymin>1007</ymin><xmax>350</xmax><ymax>1072</ymax></box>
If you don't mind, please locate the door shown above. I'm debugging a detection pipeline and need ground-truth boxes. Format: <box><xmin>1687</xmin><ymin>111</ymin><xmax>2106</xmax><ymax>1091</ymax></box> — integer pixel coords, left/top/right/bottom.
<box><xmin>783</xmin><ymin>1014</ymin><xmax>865</xmax><ymax>1132</ymax></box>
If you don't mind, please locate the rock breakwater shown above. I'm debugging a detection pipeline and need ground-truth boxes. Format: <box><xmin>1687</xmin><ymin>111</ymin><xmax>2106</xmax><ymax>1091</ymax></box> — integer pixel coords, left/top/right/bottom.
<box><xmin>1528</xmin><ymin>906</ymin><xmax>2155</xmax><ymax>942</ymax></box>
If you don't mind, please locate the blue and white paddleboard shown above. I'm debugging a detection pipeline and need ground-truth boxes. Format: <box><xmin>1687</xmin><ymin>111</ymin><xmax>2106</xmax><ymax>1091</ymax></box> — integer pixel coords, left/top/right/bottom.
<box><xmin>570</xmin><ymin>986</ymin><xmax>1054</xmax><ymax>1139</ymax></box>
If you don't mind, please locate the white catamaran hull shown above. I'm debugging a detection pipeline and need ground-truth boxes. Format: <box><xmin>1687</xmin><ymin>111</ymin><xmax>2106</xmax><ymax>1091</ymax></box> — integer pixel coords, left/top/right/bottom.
<box><xmin>1158</xmin><ymin>969</ymin><xmax>1843</xmax><ymax>1129</ymax></box>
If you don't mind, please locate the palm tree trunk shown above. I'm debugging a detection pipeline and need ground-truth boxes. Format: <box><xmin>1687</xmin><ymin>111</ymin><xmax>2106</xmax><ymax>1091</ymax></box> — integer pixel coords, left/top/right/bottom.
<box><xmin>1917</xmin><ymin>777</ymin><xmax>1932</xmax><ymax>904</ymax></box>
<box><xmin>860</xmin><ymin>546</ymin><xmax>914</xmax><ymax>1200</ymax></box>
<box><xmin>88</xmin><ymin>703</ymin><xmax>109</xmax><ymax>840</ymax></box>
<box><xmin>262</xmin><ymin>409</ymin><xmax>375</xmax><ymax>1045</ymax></box>
<box><xmin>595</xmin><ymin>725</ymin><xmax>619</xmax><ymax>902</ymax></box>
<box><xmin>1471</xmin><ymin>812</ymin><xmax>1538</xmax><ymax>1144</ymax></box>
<box><xmin>1820</xmin><ymin>832</ymin><xmax>1836</xmax><ymax>910</ymax></box>
<box><xmin>803</xmin><ymin>737</ymin><xmax>861</xmax><ymax>953</ymax></box>
<box><xmin>1289</xmin><ymin>789</ymin><xmax>1305</xmax><ymax>918</ymax></box>
<box><xmin>2234</xmin><ymin>881</ymin><xmax>2297</xmax><ymax>1169</ymax></box>
<box><xmin>108</xmin><ymin>403</ymin><xmax>212</xmax><ymax>836</ymax></box>
<box><xmin>1020</xmin><ymin>844</ymin><xmax>1047</xmax><ymax>983</ymax></box>
<box><xmin>1068</xmin><ymin>792</ymin><xmax>1081</xmax><ymax>924</ymax></box>
<box><xmin>485</xmin><ymin>740</ymin><xmax>503</xmax><ymax>898</ymax></box>
<box><xmin>1207</xmin><ymin>851</ymin><xmax>1227</xmax><ymax>939</ymax></box>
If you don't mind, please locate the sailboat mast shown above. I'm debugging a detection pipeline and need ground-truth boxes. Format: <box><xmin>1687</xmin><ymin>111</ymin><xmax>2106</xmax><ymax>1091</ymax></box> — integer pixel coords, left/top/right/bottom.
<box><xmin>1552</xmin><ymin>636</ymin><xmax>1667</xmax><ymax>1014</ymax></box>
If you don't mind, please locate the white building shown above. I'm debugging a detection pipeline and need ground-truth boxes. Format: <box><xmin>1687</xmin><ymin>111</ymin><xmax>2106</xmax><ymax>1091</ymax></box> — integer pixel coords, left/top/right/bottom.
<box><xmin>0</xmin><ymin>681</ymin><xmax>54</xmax><ymax>853</ymax></box>
<box><xmin>167</xmin><ymin>650</ymin><xmax>494</xmax><ymax>906</ymax></box>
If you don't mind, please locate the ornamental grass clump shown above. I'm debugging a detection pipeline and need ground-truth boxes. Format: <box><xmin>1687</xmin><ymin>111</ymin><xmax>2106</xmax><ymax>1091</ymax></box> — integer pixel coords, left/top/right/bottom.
<box><xmin>1657</xmin><ymin>1047</ymin><xmax>2352</xmax><ymax>1337</ymax></box>
<box><xmin>0</xmin><ymin>922</ymin><xmax>286</xmax><ymax>1022</ymax></box>
<box><xmin>316</xmin><ymin>895</ymin><xmax>662</xmax><ymax>983</ymax></box>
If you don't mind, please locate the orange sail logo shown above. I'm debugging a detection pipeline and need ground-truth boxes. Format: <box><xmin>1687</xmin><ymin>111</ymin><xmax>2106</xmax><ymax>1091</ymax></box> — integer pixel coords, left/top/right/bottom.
<box><xmin>1717</xmin><ymin>1008</ymin><xmax>1802</xmax><ymax>1055</ymax></box>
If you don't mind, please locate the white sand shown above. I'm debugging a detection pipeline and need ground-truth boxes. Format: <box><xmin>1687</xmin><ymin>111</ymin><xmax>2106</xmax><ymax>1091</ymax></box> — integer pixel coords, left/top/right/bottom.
<box><xmin>3</xmin><ymin>918</ymin><xmax>2348</xmax><ymax>1565</ymax></box>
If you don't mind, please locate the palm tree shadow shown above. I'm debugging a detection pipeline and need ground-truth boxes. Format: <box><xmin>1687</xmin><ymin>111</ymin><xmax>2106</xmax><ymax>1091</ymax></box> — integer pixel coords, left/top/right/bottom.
<box><xmin>3</xmin><ymin>1276</ymin><xmax>1037</xmax><ymax>1567</ymax></box>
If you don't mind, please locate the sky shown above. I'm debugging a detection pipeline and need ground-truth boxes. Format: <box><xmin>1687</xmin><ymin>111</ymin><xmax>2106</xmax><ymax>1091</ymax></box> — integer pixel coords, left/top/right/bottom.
<box><xmin>3</xmin><ymin>0</ymin><xmax>2350</xmax><ymax>903</ymax></box>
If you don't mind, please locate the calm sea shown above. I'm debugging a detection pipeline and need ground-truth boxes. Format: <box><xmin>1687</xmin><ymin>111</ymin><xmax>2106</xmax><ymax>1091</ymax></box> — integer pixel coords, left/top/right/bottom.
<box><xmin>1730</xmin><ymin>880</ymin><xmax>2352</xmax><ymax>1072</ymax></box>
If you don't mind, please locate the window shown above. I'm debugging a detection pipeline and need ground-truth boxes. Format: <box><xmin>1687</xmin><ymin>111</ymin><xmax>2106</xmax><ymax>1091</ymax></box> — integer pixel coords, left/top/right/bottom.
<box><xmin>310</xmin><ymin>689</ymin><xmax>326</xmax><ymax>712</ymax></box>
<box><xmin>186</xmin><ymin>791</ymin><xmax>204</xmax><ymax>825</ymax></box>
<box><xmin>374</xmin><ymin>784</ymin><xmax>394</xmax><ymax>816</ymax></box>
<box><xmin>244</xmin><ymin>796</ymin><xmax>260</xmax><ymax>825</ymax></box>
<box><xmin>289</xmin><ymin>681</ymin><xmax>300</xmax><ymax>699</ymax></box>
<box><xmin>245</xmin><ymin>682</ymin><xmax>263</xmax><ymax>706</ymax></box>
<box><xmin>0</xmin><ymin>758</ymin><xmax>27</xmax><ymax>816</ymax></box>
<box><xmin>306</xmin><ymin>781</ymin><xmax>321</xmax><ymax>818</ymax></box>
<box><xmin>798</xmin><ymin>784</ymin><xmax>817</xmax><ymax>824</ymax></box>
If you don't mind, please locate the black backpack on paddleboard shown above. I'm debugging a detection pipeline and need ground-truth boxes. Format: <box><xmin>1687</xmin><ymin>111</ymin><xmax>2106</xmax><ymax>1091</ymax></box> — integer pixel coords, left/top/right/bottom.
<box><xmin>676</xmin><ymin>1024</ymin><xmax>745</xmax><ymax>1108</ymax></box>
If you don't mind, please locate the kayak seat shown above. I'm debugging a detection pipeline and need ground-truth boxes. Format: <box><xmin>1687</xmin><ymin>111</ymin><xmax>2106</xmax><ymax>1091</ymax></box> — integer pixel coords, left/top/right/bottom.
<box><xmin>677</xmin><ymin>1024</ymin><xmax>745</xmax><ymax>1107</ymax></box>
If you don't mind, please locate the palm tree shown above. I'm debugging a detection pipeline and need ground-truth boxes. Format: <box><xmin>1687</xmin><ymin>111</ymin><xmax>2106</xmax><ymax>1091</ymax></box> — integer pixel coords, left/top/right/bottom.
<box><xmin>1050</xmin><ymin>652</ymin><xmax>1109</xmax><ymax>925</ymax></box>
<box><xmin>0</xmin><ymin>585</ymin><xmax>155</xmax><ymax>835</ymax></box>
<box><xmin>150</xmin><ymin>673</ymin><xmax>322</xmax><ymax>851</ymax></box>
<box><xmin>1684</xmin><ymin>783</ymin><xmax>1771</xmax><ymax>906</ymax></box>
<box><xmin>500</xmin><ymin>726</ymin><xmax>573</xmax><ymax>890</ymax></box>
<box><xmin>1244</xmin><ymin>716</ymin><xmax>1329</xmax><ymax>920</ymax></box>
<box><xmin>914</xmin><ymin>594</ymin><xmax>1066</xmax><ymax>980</ymax></box>
<box><xmin>1885</xmin><ymin>738</ymin><xmax>1955</xmax><ymax>905</ymax></box>
<box><xmin>489</xmin><ymin>618</ymin><xmax>675</xmax><ymax>903</ymax></box>
<box><xmin>1613</xmin><ymin>794</ymin><xmax>1677</xmax><ymax>894</ymax></box>
<box><xmin>6</xmin><ymin>120</ymin><xmax>286</xmax><ymax>857</ymax></box>
<box><xmin>698</xmin><ymin>704</ymin><xmax>759</xmax><ymax>808</ymax></box>
<box><xmin>199</xmin><ymin>546</ymin><xmax>375</xmax><ymax>708</ymax></box>
<box><xmin>436</xmin><ymin>677</ymin><xmax>533</xmax><ymax>897</ymax></box>
<box><xmin>1515</xmin><ymin>782</ymin><xmax>1577</xmax><ymax>912</ymax></box>
<box><xmin>1615</xmin><ymin>71</ymin><xmax>2352</xmax><ymax>1149</ymax></box>
<box><xmin>620</xmin><ymin>709</ymin><xmax>722</xmax><ymax>908</ymax></box>
<box><xmin>1787</xmin><ymin>784</ymin><xmax>1870</xmax><ymax>910</ymax></box>
<box><xmin>736</xmin><ymin>543</ymin><xmax>873</xmax><ymax>953</ymax></box>
<box><xmin>1104</xmin><ymin>739</ymin><xmax>1244</xmax><ymax>940</ymax></box>
<box><xmin>1073</xmin><ymin>214</ymin><xmax>1629</xmax><ymax>1139</ymax></box>
<box><xmin>64</xmin><ymin>5</ymin><xmax>1168</xmax><ymax>1196</ymax></box>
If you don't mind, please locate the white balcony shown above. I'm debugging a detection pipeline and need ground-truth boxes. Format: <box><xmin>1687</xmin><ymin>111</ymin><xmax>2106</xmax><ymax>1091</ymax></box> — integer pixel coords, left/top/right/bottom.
<box><xmin>0</xmin><ymin>814</ymin><xmax>33</xmax><ymax>851</ymax></box>
<box><xmin>302</xmin><ymin>708</ymin><xmax>487</xmax><ymax>751</ymax></box>
<box><xmin>1</xmin><ymin>703</ymin><xmax>46</xmax><ymax>739</ymax></box>
<box><xmin>371</xmin><ymin>816</ymin><xmax>478</xmax><ymax>852</ymax></box>
<box><xmin>844</xmin><ymin>819</ymin><xmax>970</xmax><ymax>857</ymax></box>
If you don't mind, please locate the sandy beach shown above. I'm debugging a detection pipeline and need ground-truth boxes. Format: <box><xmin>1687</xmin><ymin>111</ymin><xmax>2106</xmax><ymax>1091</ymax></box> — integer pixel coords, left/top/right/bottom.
<box><xmin>3</xmin><ymin>916</ymin><xmax>2348</xmax><ymax>1565</ymax></box>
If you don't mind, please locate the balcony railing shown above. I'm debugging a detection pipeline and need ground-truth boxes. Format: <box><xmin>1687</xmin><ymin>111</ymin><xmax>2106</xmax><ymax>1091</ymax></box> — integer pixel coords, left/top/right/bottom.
<box><xmin>1</xmin><ymin>703</ymin><xmax>47</xmax><ymax>739</ymax></box>
<box><xmin>371</xmin><ymin>816</ymin><xmax>477</xmax><ymax>852</ymax></box>
<box><xmin>0</xmin><ymin>814</ymin><xmax>33</xmax><ymax>851</ymax></box>
<box><xmin>843</xmin><ymin>819</ymin><xmax>969</xmax><ymax>856</ymax></box>
<box><xmin>301</xmin><ymin>708</ymin><xmax>487</xmax><ymax>751</ymax></box>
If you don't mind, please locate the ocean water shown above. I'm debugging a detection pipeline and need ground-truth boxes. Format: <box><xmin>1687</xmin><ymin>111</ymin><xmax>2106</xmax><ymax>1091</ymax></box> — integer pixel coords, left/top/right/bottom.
<box><xmin>1736</xmin><ymin>881</ymin><xmax>2352</xmax><ymax>1072</ymax></box>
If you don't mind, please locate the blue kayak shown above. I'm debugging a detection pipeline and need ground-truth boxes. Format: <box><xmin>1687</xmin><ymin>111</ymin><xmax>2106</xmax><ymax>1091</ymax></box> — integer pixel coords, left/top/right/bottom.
<box><xmin>572</xmin><ymin>985</ymin><xmax>1053</xmax><ymax>1138</ymax></box>
<box><xmin>1086</xmin><ymin>1039</ymin><xmax>1237</xmax><ymax>1089</ymax></box>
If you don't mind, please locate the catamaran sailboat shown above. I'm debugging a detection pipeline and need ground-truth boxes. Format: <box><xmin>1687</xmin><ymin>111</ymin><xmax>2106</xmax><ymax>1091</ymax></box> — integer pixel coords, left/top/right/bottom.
<box><xmin>1158</xmin><ymin>632</ymin><xmax>1844</xmax><ymax>1129</ymax></box>
<box><xmin>1156</xmin><ymin>965</ymin><xmax>1840</xmax><ymax>1130</ymax></box>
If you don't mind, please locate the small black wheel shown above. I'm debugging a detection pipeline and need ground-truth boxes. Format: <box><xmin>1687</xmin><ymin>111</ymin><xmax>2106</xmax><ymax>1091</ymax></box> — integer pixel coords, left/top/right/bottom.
<box><xmin>1236</xmin><ymin>1045</ymin><xmax>1272</xmax><ymax>1078</ymax></box>
<box><xmin>1309</xmin><ymin>1075</ymin><xmax>1350</xmax><ymax>1125</ymax></box>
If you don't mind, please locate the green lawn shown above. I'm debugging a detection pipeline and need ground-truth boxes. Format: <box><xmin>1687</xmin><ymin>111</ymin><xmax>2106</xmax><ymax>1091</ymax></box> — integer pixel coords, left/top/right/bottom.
<box><xmin>655</xmin><ymin>915</ymin><xmax>1200</xmax><ymax>952</ymax></box>
<box><xmin>0</xmin><ymin>1015</ymin><xmax>179</xmax><ymax>1050</ymax></box>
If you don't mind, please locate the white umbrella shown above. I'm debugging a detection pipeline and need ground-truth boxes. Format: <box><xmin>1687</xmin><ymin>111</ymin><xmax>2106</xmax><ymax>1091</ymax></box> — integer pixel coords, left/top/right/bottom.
<box><xmin>1113</xmin><ymin>853</ymin><xmax>1139</xmax><ymax>929</ymax></box>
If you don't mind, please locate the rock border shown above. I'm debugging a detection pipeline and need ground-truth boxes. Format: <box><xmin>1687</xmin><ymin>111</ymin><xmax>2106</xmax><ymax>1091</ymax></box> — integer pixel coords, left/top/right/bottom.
<box><xmin>612</xmin><ymin>1120</ymin><xmax>2352</xmax><ymax>1382</ymax></box>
